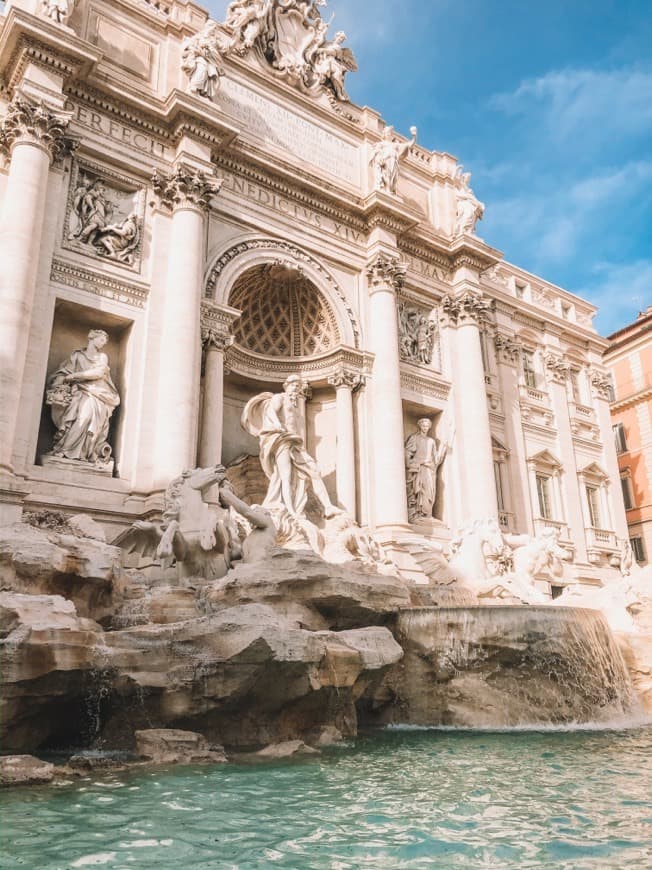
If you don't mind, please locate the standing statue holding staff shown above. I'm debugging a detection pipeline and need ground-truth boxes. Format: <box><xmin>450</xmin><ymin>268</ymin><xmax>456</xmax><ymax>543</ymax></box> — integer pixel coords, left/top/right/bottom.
<box><xmin>371</xmin><ymin>125</ymin><xmax>418</xmax><ymax>194</ymax></box>
<box><xmin>405</xmin><ymin>417</ymin><xmax>450</xmax><ymax>523</ymax></box>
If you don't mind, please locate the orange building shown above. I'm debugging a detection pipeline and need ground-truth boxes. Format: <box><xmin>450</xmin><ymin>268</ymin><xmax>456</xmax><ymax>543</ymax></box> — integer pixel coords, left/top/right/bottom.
<box><xmin>605</xmin><ymin>306</ymin><xmax>652</xmax><ymax>566</ymax></box>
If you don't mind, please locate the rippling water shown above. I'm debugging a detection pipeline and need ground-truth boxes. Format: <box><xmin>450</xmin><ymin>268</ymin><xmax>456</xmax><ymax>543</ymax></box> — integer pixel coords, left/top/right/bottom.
<box><xmin>2</xmin><ymin>728</ymin><xmax>652</xmax><ymax>869</ymax></box>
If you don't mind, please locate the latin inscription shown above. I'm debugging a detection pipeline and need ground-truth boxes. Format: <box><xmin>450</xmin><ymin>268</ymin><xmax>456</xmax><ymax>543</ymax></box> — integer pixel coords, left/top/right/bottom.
<box><xmin>220</xmin><ymin>78</ymin><xmax>360</xmax><ymax>186</ymax></box>
<box><xmin>220</xmin><ymin>169</ymin><xmax>365</xmax><ymax>245</ymax></box>
<box><xmin>404</xmin><ymin>253</ymin><xmax>448</xmax><ymax>282</ymax></box>
<box><xmin>73</xmin><ymin>105</ymin><xmax>169</xmax><ymax>159</ymax></box>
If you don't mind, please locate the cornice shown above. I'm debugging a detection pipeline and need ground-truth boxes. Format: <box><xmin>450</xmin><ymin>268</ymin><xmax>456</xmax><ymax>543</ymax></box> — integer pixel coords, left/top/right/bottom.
<box><xmin>0</xmin><ymin>9</ymin><xmax>103</xmax><ymax>95</ymax></box>
<box><xmin>400</xmin><ymin>368</ymin><xmax>451</xmax><ymax>402</ymax></box>
<box><xmin>50</xmin><ymin>257</ymin><xmax>149</xmax><ymax>308</ymax></box>
<box><xmin>397</xmin><ymin>236</ymin><xmax>453</xmax><ymax>273</ymax></box>
<box><xmin>225</xmin><ymin>344</ymin><xmax>368</xmax><ymax>384</ymax></box>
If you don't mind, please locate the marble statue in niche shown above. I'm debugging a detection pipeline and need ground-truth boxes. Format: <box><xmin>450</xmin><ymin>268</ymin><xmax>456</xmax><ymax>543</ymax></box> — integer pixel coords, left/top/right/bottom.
<box><xmin>67</xmin><ymin>173</ymin><xmax>141</xmax><ymax>267</ymax></box>
<box><xmin>399</xmin><ymin>303</ymin><xmax>437</xmax><ymax>366</ymax></box>
<box><xmin>241</xmin><ymin>375</ymin><xmax>341</xmax><ymax>521</ymax></box>
<box><xmin>40</xmin><ymin>0</ymin><xmax>76</xmax><ymax>25</ymax></box>
<box><xmin>453</xmin><ymin>167</ymin><xmax>485</xmax><ymax>237</ymax></box>
<box><xmin>45</xmin><ymin>329</ymin><xmax>120</xmax><ymax>472</ymax></box>
<box><xmin>370</xmin><ymin>125</ymin><xmax>417</xmax><ymax>194</ymax></box>
<box><xmin>404</xmin><ymin>418</ymin><xmax>449</xmax><ymax>523</ymax></box>
<box><xmin>182</xmin><ymin>21</ymin><xmax>226</xmax><ymax>99</ymax></box>
<box><xmin>223</xmin><ymin>0</ymin><xmax>358</xmax><ymax>102</ymax></box>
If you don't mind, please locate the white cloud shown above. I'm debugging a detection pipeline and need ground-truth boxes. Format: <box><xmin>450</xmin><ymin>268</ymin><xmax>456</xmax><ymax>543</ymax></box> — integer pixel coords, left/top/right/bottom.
<box><xmin>582</xmin><ymin>260</ymin><xmax>652</xmax><ymax>334</ymax></box>
<box><xmin>490</xmin><ymin>67</ymin><xmax>652</xmax><ymax>144</ymax></box>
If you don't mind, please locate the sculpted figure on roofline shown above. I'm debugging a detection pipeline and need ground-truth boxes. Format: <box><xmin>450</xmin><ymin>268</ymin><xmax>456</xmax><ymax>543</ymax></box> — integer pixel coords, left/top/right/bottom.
<box><xmin>40</xmin><ymin>0</ymin><xmax>75</xmax><ymax>25</ymax></box>
<box><xmin>370</xmin><ymin>125</ymin><xmax>418</xmax><ymax>195</ymax></box>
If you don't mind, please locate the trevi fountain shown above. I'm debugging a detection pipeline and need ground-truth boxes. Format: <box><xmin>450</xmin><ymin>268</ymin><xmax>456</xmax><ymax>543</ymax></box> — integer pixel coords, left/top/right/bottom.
<box><xmin>0</xmin><ymin>0</ymin><xmax>650</xmax><ymax>867</ymax></box>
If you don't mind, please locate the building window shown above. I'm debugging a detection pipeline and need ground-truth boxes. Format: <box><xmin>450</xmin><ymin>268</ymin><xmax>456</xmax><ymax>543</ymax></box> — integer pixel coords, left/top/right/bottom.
<box><xmin>621</xmin><ymin>475</ymin><xmax>634</xmax><ymax>511</ymax></box>
<box><xmin>494</xmin><ymin>461</ymin><xmax>506</xmax><ymax>512</ymax></box>
<box><xmin>585</xmin><ymin>485</ymin><xmax>602</xmax><ymax>528</ymax></box>
<box><xmin>536</xmin><ymin>474</ymin><xmax>553</xmax><ymax>519</ymax></box>
<box><xmin>613</xmin><ymin>422</ymin><xmax>628</xmax><ymax>454</ymax></box>
<box><xmin>522</xmin><ymin>350</ymin><xmax>537</xmax><ymax>389</ymax></box>
<box><xmin>631</xmin><ymin>537</ymin><xmax>646</xmax><ymax>563</ymax></box>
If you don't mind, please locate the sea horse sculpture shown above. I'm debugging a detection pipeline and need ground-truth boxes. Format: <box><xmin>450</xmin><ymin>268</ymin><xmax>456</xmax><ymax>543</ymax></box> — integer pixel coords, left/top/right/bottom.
<box><xmin>114</xmin><ymin>465</ymin><xmax>273</xmax><ymax>582</ymax></box>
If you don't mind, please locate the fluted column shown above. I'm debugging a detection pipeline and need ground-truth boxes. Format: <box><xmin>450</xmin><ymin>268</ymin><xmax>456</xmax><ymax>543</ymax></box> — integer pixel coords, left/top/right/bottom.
<box><xmin>328</xmin><ymin>369</ymin><xmax>361</xmax><ymax>517</ymax></box>
<box><xmin>443</xmin><ymin>290</ymin><xmax>497</xmax><ymax>522</ymax></box>
<box><xmin>198</xmin><ymin>303</ymin><xmax>239</xmax><ymax>468</ymax></box>
<box><xmin>152</xmin><ymin>164</ymin><xmax>222</xmax><ymax>484</ymax></box>
<box><xmin>0</xmin><ymin>96</ymin><xmax>73</xmax><ymax>473</ymax></box>
<box><xmin>366</xmin><ymin>253</ymin><xmax>409</xmax><ymax>528</ymax></box>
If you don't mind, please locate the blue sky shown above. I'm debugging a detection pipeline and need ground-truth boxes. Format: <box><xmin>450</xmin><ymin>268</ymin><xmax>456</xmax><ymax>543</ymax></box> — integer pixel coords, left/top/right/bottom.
<box><xmin>206</xmin><ymin>0</ymin><xmax>651</xmax><ymax>336</ymax></box>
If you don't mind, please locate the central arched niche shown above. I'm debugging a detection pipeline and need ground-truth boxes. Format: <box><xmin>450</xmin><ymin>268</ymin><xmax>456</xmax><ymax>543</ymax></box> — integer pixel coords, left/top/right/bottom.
<box><xmin>228</xmin><ymin>262</ymin><xmax>341</xmax><ymax>358</ymax></box>
<box><xmin>221</xmin><ymin>261</ymin><xmax>342</xmax><ymax>502</ymax></box>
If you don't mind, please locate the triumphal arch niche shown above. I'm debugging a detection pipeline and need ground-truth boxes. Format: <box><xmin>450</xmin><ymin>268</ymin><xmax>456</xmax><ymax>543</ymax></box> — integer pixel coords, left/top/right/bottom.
<box><xmin>0</xmin><ymin>0</ymin><xmax>628</xmax><ymax>587</ymax></box>
<box><xmin>205</xmin><ymin>240</ymin><xmax>365</xmax><ymax>521</ymax></box>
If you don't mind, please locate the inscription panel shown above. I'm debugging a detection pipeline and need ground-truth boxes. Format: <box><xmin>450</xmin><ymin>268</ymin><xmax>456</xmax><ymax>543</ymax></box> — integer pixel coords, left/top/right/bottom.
<box><xmin>220</xmin><ymin>78</ymin><xmax>361</xmax><ymax>186</ymax></box>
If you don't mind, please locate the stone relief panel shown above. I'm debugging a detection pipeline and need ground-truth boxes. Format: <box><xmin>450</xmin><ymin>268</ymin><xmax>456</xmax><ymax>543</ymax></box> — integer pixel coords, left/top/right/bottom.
<box><xmin>63</xmin><ymin>161</ymin><xmax>145</xmax><ymax>271</ymax></box>
<box><xmin>398</xmin><ymin>298</ymin><xmax>440</xmax><ymax>369</ymax></box>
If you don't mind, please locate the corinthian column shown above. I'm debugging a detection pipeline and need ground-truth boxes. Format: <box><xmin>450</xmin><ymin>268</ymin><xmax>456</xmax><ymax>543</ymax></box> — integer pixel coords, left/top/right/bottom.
<box><xmin>443</xmin><ymin>290</ymin><xmax>497</xmax><ymax>522</ymax></box>
<box><xmin>152</xmin><ymin>164</ymin><xmax>222</xmax><ymax>484</ymax></box>
<box><xmin>366</xmin><ymin>253</ymin><xmax>409</xmax><ymax>528</ymax></box>
<box><xmin>0</xmin><ymin>96</ymin><xmax>73</xmax><ymax>474</ymax></box>
<box><xmin>328</xmin><ymin>368</ymin><xmax>361</xmax><ymax>517</ymax></box>
<box><xmin>198</xmin><ymin>303</ymin><xmax>239</xmax><ymax>468</ymax></box>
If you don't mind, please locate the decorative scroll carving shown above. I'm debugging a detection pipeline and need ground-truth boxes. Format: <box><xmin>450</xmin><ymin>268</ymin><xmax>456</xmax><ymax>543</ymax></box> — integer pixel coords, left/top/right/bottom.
<box><xmin>370</xmin><ymin>125</ymin><xmax>417</xmax><ymax>195</ymax></box>
<box><xmin>152</xmin><ymin>164</ymin><xmax>223</xmax><ymax>213</ymax></box>
<box><xmin>327</xmin><ymin>368</ymin><xmax>362</xmax><ymax>391</ymax></box>
<box><xmin>223</xmin><ymin>0</ymin><xmax>358</xmax><ymax>104</ymax></box>
<box><xmin>453</xmin><ymin>167</ymin><xmax>485</xmax><ymax>237</ymax></box>
<box><xmin>181</xmin><ymin>21</ymin><xmax>227</xmax><ymax>99</ymax></box>
<box><xmin>0</xmin><ymin>96</ymin><xmax>74</xmax><ymax>163</ymax></box>
<box><xmin>590</xmin><ymin>370</ymin><xmax>613</xmax><ymax>401</ymax></box>
<box><xmin>40</xmin><ymin>0</ymin><xmax>76</xmax><ymax>26</ymax></box>
<box><xmin>544</xmin><ymin>352</ymin><xmax>570</xmax><ymax>385</ymax></box>
<box><xmin>201</xmin><ymin>302</ymin><xmax>239</xmax><ymax>353</ymax></box>
<box><xmin>441</xmin><ymin>291</ymin><xmax>491</xmax><ymax>326</ymax></box>
<box><xmin>398</xmin><ymin>302</ymin><xmax>438</xmax><ymax>366</ymax></box>
<box><xmin>66</xmin><ymin>166</ymin><xmax>143</xmax><ymax>268</ymax></box>
<box><xmin>366</xmin><ymin>253</ymin><xmax>407</xmax><ymax>292</ymax></box>
<box><xmin>494</xmin><ymin>333</ymin><xmax>522</xmax><ymax>366</ymax></box>
<box><xmin>43</xmin><ymin>329</ymin><xmax>120</xmax><ymax>473</ymax></box>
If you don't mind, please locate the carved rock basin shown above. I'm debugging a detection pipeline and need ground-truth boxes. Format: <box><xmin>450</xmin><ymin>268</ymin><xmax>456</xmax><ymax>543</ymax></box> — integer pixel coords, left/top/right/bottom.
<box><xmin>370</xmin><ymin>606</ymin><xmax>638</xmax><ymax>729</ymax></box>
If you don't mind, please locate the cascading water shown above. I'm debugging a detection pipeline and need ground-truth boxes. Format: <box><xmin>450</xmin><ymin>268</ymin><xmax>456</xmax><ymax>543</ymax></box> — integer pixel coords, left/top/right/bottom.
<box><xmin>374</xmin><ymin>606</ymin><xmax>638</xmax><ymax>728</ymax></box>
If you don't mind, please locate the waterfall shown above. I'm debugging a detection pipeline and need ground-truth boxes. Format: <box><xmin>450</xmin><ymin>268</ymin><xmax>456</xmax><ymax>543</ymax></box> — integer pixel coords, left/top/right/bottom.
<box><xmin>387</xmin><ymin>606</ymin><xmax>637</xmax><ymax>728</ymax></box>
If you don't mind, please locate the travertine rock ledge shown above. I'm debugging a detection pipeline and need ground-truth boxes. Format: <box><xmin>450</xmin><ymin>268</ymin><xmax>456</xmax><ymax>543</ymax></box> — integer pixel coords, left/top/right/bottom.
<box><xmin>0</xmin><ymin>522</ymin><xmax>405</xmax><ymax>755</ymax></box>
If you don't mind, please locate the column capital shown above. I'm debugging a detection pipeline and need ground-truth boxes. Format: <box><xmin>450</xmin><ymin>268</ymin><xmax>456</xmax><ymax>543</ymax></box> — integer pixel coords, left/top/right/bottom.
<box><xmin>200</xmin><ymin>301</ymin><xmax>240</xmax><ymax>352</ymax></box>
<box><xmin>544</xmin><ymin>351</ymin><xmax>570</xmax><ymax>385</ymax></box>
<box><xmin>152</xmin><ymin>163</ymin><xmax>223</xmax><ymax>214</ymax></box>
<box><xmin>366</xmin><ymin>252</ymin><xmax>407</xmax><ymax>294</ymax></box>
<box><xmin>441</xmin><ymin>290</ymin><xmax>491</xmax><ymax>327</ymax></box>
<box><xmin>494</xmin><ymin>332</ymin><xmax>522</xmax><ymax>366</ymax></box>
<box><xmin>0</xmin><ymin>95</ymin><xmax>74</xmax><ymax>163</ymax></box>
<box><xmin>589</xmin><ymin>368</ymin><xmax>613</xmax><ymax>401</ymax></box>
<box><xmin>328</xmin><ymin>368</ymin><xmax>363</xmax><ymax>391</ymax></box>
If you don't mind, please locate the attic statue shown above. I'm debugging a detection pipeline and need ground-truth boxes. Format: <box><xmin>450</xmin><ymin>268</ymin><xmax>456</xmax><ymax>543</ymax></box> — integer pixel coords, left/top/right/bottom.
<box><xmin>371</xmin><ymin>125</ymin><xmax>418</xmax><ymax>194</ymax></box>
<box><xmin>40</xmin><ymin>0</ymin><xmax>75</xmax><ymax>26</ymax></box>
<box><xmin>115</xmin><ymin>466</ymin><xmax>276</xmax><ymax>582</ymax></box>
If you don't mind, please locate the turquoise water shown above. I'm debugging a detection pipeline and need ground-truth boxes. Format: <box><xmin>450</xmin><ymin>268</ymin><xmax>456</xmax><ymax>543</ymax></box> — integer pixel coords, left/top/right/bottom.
<box><xmin>2</xmin><ymin>728</ymin><xmax>652</xmax><ymax>869</ymax></box>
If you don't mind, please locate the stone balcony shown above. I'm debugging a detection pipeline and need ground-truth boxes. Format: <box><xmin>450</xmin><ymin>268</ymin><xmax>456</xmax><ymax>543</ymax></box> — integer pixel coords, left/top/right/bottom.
<box><xmin>533</xmin><ymin>517</ymin><xmax>571</xmax><ymax>543</ymax></box>
<box><xmin>586</xmin><ymin>527</ymin><xmax>618</xmax><ymax>553</ymax></box>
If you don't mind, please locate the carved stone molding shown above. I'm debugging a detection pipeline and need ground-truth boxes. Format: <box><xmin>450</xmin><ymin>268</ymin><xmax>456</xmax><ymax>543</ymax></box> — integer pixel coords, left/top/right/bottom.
<box><xmin>152</xmin><ymin>164</ymin><xmax>223</xmax><ymax>213</ymax></box>
<box><xmin>224</xmin><ymin>344</ymin><xmax>368</xmax><ymax>385</ymax></box>
<box><xmin>50</xmin><ymin>258</ymin><xmax>149</xmax><ymax>308</ymax></box>
<box><xmin>544</xmin><ymin>352</ymin><xmax>570</xmax><ymax>385</ymax></box>
<box><xmin>441</xmin><ymin>291</ymin><xmax>491</xmax><ymax>327</ymax></box>
<box><xmin>366</xmin><ymin>253</ymin><xmax>407</xmax><ymax>293</ymax></box>
<box><xmin>400</xmin><ymin>369</ymin><xmax>451</xmax><ymax>402</ymax></box>
<box><xmin>0</xmin><ymin>96</ymin><xmax>74</xmax><ymax>163</ymax></box>
<box><xmin>494</xmin><ymin>332</ymin><xmax>522</xmax><ymax>366</ymax></box>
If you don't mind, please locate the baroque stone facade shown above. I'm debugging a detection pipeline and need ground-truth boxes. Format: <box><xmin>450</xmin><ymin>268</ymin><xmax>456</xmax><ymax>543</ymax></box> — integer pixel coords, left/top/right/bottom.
<box><xmin>0</xmin><ymin>0</ymin><xmax>628</xmax><ymax>589</ymax></box>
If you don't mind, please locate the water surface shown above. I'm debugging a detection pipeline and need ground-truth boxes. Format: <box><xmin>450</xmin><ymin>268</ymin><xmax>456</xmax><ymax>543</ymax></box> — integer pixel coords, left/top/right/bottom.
<box><xmin>2</xmin><ymin>728</ymin><xmax>651</xmax><ymax>868</ymax></box>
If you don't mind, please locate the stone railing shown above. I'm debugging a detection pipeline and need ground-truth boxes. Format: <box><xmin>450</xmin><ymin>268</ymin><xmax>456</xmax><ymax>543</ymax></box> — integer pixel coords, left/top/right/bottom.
<box><xmin>586</xmin><ymin>527</ymin><xmax>618</xmax><ymax>551</ymax></box>
<box><xmin>533</xmin><ymin>517</ymin><xmax>571</xmax><ymax>542</ymax></box>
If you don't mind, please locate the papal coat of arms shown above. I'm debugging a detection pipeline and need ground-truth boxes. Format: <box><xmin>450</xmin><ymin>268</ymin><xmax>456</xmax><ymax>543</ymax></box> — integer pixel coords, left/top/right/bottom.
<box><xmin>224</xmin><ymin>0</ymin><xmax>358</xmax><ymax>102</ymax></box>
